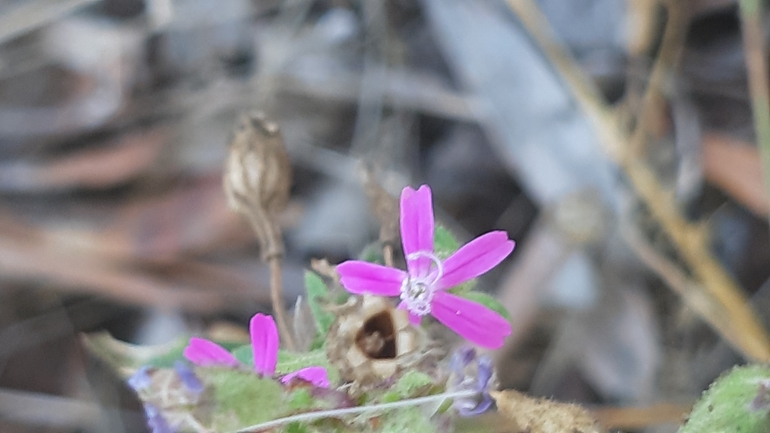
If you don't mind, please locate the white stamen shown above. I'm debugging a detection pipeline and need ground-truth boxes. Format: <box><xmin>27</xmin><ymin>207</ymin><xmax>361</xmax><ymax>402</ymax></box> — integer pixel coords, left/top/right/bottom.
<box><xmin>401</xmin><ymin>251</ymin><xmax>443</xmax><ymax>316</ymax></box>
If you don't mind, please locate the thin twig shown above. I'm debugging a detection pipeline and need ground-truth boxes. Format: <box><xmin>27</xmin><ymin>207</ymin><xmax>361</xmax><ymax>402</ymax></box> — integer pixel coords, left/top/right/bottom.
<box><xmin>505</xmin><ymin>0</ymin><xmax>770</xmax><ymax>361</ymax></box>
<box><xmin>738</xmin><ymin>0</ymin><xmax>770</xmax><ymax>230</ymax></box>
<box><xmin>629</xmin><ymin>1</ymin><xmax>688</xmax><ymax>156</ymax></box>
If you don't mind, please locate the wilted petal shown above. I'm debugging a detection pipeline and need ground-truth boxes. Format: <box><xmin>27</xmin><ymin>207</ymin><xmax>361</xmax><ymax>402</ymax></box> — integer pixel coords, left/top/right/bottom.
<box><xmin>430</xmin><ymin>292</ymin><xmax>511</xmax><ymax>349</ymax></box>
<box><xmin>251</xmin><ymin>313</ymin><xmax>279</xmax><ymax>376</ymax></box>
<box><xmin>397</xmin><ymin>300</ymin><xmax>423</xmax><ymax>325</ymax></box>
<box><xmin>183</xmin><ymin>338</ymin><xmax>240</xmax><ymax>367</ymax></box>
<box><xmin>437</xmin><ymin>231</ymin><xmax>514</xmax><ymax>290</ymax></box>
<box><xmin>281</xmin><ymin>366</ymin><xmax>330</xmax><ymax>388</ymax></box>
<box><xmin>337</xmin><ymin>261</ymin><xmax>405</xmax><ymax>296</ymax></box>
<box><xmin>400</xmin><ymin>185</ymin><xmax>434</xmax><ymax>276</ymax></box>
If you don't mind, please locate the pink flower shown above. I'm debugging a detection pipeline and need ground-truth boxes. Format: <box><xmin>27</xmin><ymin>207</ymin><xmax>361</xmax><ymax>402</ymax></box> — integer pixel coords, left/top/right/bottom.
<box><xmin>336</xmin><ymin>185</ymin><xmax>514</xmax><ymax>349</ymax></box>
<box><xmin>183</xmin><ymin>313</ymin><xmax>329</xmax><ymax>388</ymax></box>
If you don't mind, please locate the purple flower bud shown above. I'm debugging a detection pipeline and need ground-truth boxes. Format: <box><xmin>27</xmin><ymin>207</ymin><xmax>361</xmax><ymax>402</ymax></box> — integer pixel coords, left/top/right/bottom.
<box><xmin>449</xmin><ymin>347</ymin><xmax>495</xmax><ymax>417</ymax></box>
<box><xmin>174</xmin><ymin>361</ymin><xmax>204</xmax><ymax>395</ymax></box>
<box><xmin>127</xmin><ymin>366</ymin><xmax>152</xmax><ymax>391</ymax></box>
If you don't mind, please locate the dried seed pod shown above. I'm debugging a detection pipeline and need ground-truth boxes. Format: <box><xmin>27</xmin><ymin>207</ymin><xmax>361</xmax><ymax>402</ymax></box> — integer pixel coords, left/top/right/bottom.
<box><xmin>326</xmin><ymin>296</ymin><xmax>426</xmax><ymax>389</ymax></box>
<box><xmin>223</xmin><ymin>112</ymin><xmax>292</xmax><ymax>258</ymax></box>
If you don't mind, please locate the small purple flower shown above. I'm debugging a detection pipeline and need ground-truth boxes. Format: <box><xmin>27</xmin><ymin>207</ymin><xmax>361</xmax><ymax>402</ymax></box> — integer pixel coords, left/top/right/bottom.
<box><xmin>183</xmin><ymin>313</ymin><xmax>329</xmax><ymax>388</ymax></box>
<box><xmin>173</xmin><ymin>361</ymin><xmax>204</xmax><ymax>395</ymax></box>
<box><xmin>449</xmin><ymin>346</ymin><xmax>495</xmax><ymax>417</ymax></box>
<box><xmin>336</xmin><ymin>185</ymin><xmax>514</xmax><ymax>348</ymax></box>
<box><xmin>127</xmin><ymin>366</ymin><xmax>152</xmax><ymax>391</ymax></box>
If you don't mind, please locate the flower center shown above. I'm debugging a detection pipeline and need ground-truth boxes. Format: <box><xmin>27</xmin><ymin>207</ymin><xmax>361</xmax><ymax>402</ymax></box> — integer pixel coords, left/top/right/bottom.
<box><xmin>400</xmin><ymin>251</ymin><xmax>443</xmax><ymax>316</ymax></box>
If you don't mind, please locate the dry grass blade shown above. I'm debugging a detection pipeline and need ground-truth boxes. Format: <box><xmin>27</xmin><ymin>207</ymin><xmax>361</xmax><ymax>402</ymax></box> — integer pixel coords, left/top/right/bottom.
<box><xmin>505</xmin><ymin>0</ymin><xmax>770</xmax><ymax>361</ymax></box>
<box><xmin>738</xmin><ymin>0</ymin><xmax>770</xmax><ymax>226</ymax></box>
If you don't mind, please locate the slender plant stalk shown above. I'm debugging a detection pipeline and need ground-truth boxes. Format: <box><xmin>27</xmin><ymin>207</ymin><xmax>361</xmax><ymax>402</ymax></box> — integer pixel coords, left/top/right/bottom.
<box><xmin>739</xmin><ymin>0</ymin><xmax>770</xmax><ymax>229</ymax></box>
<box><xmin>269</xmin><ymin>256</ymin><xmax>296</xmax><ymax>351</ymax></box>
<box><xmin>505</xmin><ymin>0</ymin><xmax>770</xmax><ymax>361</ymax></box>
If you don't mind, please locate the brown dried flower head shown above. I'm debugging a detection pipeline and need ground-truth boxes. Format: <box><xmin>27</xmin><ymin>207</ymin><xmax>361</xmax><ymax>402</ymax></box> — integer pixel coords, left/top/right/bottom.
<box><xmin>326</xmin><ymin>295</ymin><xmax>426</xmax><ymax>390</ymax></box>
<box><xmin>224</xmin><ymin>112</ymin><xmax>292</xmax><ymax>258</ymax></box>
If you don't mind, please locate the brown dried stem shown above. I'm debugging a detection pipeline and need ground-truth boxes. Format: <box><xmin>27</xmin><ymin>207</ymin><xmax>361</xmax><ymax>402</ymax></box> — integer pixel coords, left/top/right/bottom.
<box><xmin>224</xmin><ymin>113</ymin><xmax>296</xmax><ymax>350</ymax></box>
<box><xmin>505</xmin><ymin>0</ymin><xmax>770</xmax><ymax>361</ymax></box>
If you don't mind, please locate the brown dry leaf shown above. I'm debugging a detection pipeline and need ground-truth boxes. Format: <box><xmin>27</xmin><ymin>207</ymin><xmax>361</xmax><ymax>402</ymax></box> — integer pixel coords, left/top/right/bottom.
<box><xmin>703</xmin><ymin>132</ymin><xmax>769</xmax><ymax>216</ymax></box>
<box><xmin>492</xmin><ymin>390</ymin><xmax>605</xmax><ymax>433</ymax></box>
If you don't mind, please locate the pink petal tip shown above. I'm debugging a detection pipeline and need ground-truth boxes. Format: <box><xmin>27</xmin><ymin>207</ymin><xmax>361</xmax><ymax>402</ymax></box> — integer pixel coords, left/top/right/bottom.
<box><xmin>183</xmin><ymin>337</ymin><xmax>240</xmax><ymax>368</ymax></box>
<box><xmin>280</xmin><ymin>366</ymin><xmax>330</xmax><ymax>388</ymax></box>
<box><xmin>430</xmin><ymin>292</ymin><xmax>511</xmax><ymax>349</ymax></box>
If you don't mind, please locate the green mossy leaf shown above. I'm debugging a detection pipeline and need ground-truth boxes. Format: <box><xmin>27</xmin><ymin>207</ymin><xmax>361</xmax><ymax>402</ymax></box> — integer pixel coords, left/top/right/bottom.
<box><xmin>288</xmin><ymin>388</ymin><xmax>315</xmax><ymax>411</ymax></box>
<box><xmin>305</xmin><ymin>271</ymin><xmax>336</xmax><ymax>336</ymax></box>
<box><xmin>679</xmin><ymin>364</ymin><xmax>770</xmax><ymax>433</ymax></box>
<box><xmin>379</xmin><ymin>406</ymin><xmax>436</xmax><ymax>433</ymax></box>
<box><xmin>455</xmin><ymin>291</ymin><xmax>511</xmax><ymax>323</ymax></box>
<box><xmin>285</xmin><ymin>422</ymin><xmax>310</xmax><ymax>433</ymax></box>
<box><xmin>392</xmin><ymin>371</ymin><xmax>435</xmax><ymax>399</ymax></box>
<box><xmin>199</xmin><ymin>367</ymin><xmax>287</xmax><ymax>431</ymax></box>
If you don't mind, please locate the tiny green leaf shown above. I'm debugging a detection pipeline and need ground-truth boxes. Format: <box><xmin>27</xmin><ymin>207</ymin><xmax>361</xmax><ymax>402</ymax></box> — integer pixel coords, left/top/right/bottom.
<box><xmin>231</xmin><ymin>344</ymin><xmax>253</xmax><ymax>366</ymax></box>
<box><xmin>679</xmin><ymin>364</ymin><xmax>770</xmax><ymax>433</ymax></box>
<box><xmin>359</xmin><ymin>241</ymin><xmax>386</xmax><ymax>264</ymax></box>
<box><xmin>434</xmin><ymin>226</ymin><xmax>459</xmax><ymax>259</ymax></box>
<box><xmin>305</xmin><ymin>271</ymin><xmax>336</xmax><ymax>336</ymax></box>
<box><xmin>456</xmin><ymin>292</ymin><xmax>511</xmax><ymax>323</ymax></box>
<box><xmin>199</xmin><ymin>367</ymin><xmax>287</xmax><ymax>431</ymax></box>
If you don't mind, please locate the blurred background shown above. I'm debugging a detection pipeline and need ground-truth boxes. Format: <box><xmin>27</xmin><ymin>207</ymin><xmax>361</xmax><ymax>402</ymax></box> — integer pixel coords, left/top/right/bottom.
<box><xmin>0</xmin><ymin>0</ymin><xmax>769</xmax><ymax>432</ymax></box>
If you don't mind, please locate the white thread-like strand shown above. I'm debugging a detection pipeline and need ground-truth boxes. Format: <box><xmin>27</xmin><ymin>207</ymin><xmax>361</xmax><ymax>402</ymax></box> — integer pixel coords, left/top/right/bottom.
<box><xmin>232</xmin><ymin>389</ymin><xmax>477</xmax><ymax>433</ymax></box>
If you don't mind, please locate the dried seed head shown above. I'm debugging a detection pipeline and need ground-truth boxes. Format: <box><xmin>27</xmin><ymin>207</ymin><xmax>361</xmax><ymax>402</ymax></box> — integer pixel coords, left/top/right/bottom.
<box><xmin>224</xmin><ymin>112</ymin><xmax>292</xmax><ymax>258</ymax></box>
<box><xmin>326</xmin><ymin>296</ymin><xmax>425</xmax><ymax>390</ymax></box>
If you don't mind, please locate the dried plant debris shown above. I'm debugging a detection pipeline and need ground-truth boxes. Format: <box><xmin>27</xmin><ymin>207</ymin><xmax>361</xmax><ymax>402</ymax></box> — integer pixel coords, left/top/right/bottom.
<box><xmin>492</xmin><ymin>390</ymin><xmax>605</xmax><ymax>433</ymax></box>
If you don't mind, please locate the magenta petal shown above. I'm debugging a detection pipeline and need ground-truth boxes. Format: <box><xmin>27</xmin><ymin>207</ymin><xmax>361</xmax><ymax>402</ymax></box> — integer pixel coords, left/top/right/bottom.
<box><xmin>397</xmin><ymin>300</ymin><xmax>422</xmax><ymax>325</ymax></box>
<box><xmin>183</xmin><ymin>338</ymin><xmax>240</xmax><ymax>368</ymax></box>
<box><xmin>430</xmin><ymin>292</ymin><xmax>511</xmax><ymax>349</ymax></box>
<box><xmin>250</xmin><ymin>313</ymin><xmax>279</xmax><ymax>376</ymax></box>
<box><xmin>400</xmin><ymin>185</ymin><xmax>435</xmax><ymax>276</ymax></box>
<box><xmin>437</xmin><ymin>231</ymin><xmax>514</xmax><ymax>290</ymax></box>
<box><xmin>336</xmin><ymin>261</ymin><xmax>406</xmax><ymax>296</ymax></box>
<box><xmin>280</xmin><ymin>366</ymin><xmax>330</xmax><ymax>388</ymax></box>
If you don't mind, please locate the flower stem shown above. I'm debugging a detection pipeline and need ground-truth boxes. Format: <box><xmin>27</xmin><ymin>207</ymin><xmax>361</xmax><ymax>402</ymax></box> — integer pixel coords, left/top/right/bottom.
<box><xmin>269</xmin><ymin>256</ymin><xmax>295</xmax><ymax>351</ymax></box>
<box><xmin>233</xmin><ymin>389</ymin><xmax>476</xmax><ymax>432</ymax></box>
